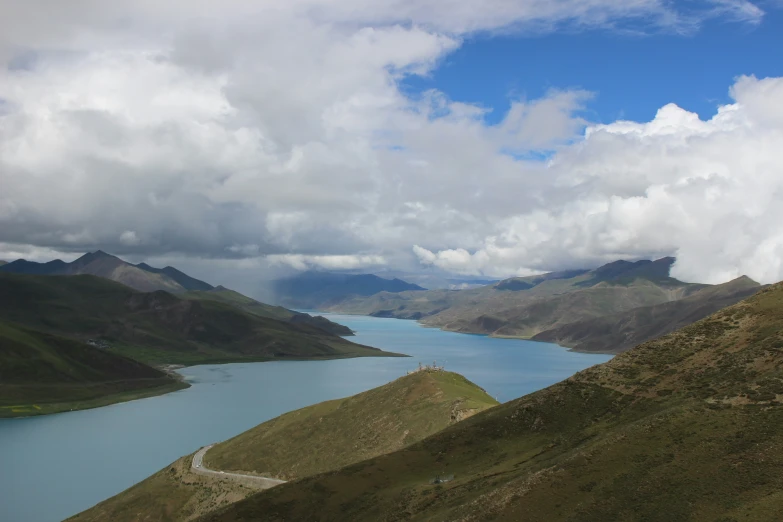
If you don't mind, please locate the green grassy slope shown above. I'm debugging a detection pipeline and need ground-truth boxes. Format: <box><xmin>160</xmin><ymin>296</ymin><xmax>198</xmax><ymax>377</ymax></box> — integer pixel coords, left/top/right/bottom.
<box><xmin>0</xmin><ymin>321</ymin><xmax>185</xmax><ymax>417</ymax></box>
<box><xmin>68</xmin><ymin>453</ymin><xmax>253</xmax><ymax>522</ymax></box>
<box><xmin>201</xmin><ymin>282</ymin><xmax>783</xmax><ymax>522</ymax></box>
<box><xmin>206</xmin><ymin>370</ymin><xmax>498</xmax><ymax>480</ymax></box>
<box><xmin>0</xmin><ymin>273</ymin><xmax>400</xmax><ymax>366</ymax></box>
<box><xmin>184</xmin><ymin>287</ymin><xmax>353</xmax><ymax>335</ymax></box>
<box><xmin>69</xmin><ymin>371</ymin><xmax>497</xmax><ymax>522</ymax></box>
<box><xmin>533</xmin><ymin>276</ymin><xmax>762</xmax><ymax>353</ymax></box>
<box><xmin>184</xmin><ymin>287</ymin><xmax>294</xmax><ymax>320</ymax></box>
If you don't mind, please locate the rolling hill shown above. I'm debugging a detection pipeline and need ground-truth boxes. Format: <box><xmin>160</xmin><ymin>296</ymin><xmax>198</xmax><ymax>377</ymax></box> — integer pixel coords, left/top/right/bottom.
<box><xmin>69</xmin><ymin>370</ymin><xmax>497</xmax><ymax>522</ymax></box>
<box><xmin>0</xmin><ymin>320</ymin><xmax>185</xmax><ymax>417</ymax></box>
<box><xmin>198</xmin><ymin>281</ymin><xmax>783</xmax><ymax>522</ymax></box>
<box><xmin>0</xmin><ymin>273</ymin><xmax>400</xmax><ymax>366</ymax></box>
<box><xmin>271</xmin><ymin>271</ymin><xmax>425</xmax><ymax>309</ymax></box>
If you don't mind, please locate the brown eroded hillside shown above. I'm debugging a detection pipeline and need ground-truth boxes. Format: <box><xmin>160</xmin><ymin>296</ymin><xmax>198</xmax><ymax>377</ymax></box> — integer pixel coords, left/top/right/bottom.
<box><xmin>328</xmin><ymin>258</ymin><xmax>715</xmax><ymax>345</ymax></box>
<box><xmin>532</xmin><ymin>275</ymin><xmax>763</xmax><ymax>353</ymax></box>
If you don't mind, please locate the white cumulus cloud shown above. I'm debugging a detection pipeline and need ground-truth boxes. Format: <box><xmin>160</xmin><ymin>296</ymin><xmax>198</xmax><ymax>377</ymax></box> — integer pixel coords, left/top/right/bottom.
<box><xmin>0</xmin><ymin>0</ymin><xmax>779</xmax><ymax>289</ymax></box>
<box><xmin>416</xmin><ymin>76</ymin><xmax>783</xmax><ymax>284</ymax></box>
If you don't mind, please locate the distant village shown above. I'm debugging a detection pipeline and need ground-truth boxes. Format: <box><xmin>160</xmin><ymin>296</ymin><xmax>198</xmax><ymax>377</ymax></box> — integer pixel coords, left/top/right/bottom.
<box><xmin>86</xmin><ymin>339</ymin><xmax>110</xmax><ymax>349</ymax></box>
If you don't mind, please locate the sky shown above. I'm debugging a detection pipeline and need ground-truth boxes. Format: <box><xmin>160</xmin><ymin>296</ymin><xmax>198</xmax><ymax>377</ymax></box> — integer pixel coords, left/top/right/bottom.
<box><xmin>1</xmin><ymin>0</ymin><xmax>783</xmax><ymax>289</ymax></box>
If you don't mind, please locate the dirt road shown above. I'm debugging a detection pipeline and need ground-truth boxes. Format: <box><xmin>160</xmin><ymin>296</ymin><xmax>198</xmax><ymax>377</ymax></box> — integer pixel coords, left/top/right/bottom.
<box><xmin>191</xmin><ymin>444</ymin><xmax>286</xmax><ymax>489</ymax></box>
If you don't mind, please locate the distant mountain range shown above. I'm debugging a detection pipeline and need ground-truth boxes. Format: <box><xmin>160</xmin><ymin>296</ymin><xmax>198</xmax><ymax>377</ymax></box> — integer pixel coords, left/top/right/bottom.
<box><xmin>3</xmin><ymin>251</ymin><xmax>765</xmax><ymax>358</ymax></box>
<box><xmin>0</xmin><ymin>274</ymin><xmax>396</xmax><ymax>366</ymax></box>
<box><xmin>368</xmin><ymin>270</ymin><xmax>499</xmax><ymax>290</ymax></box>
<box><xmin>326</xmin><ymin>257</ymin><xmax>763</xmax><ymax>353</ymax></box>
<box><xmin>0</xmin><ymin>251</ymin><xmax>353</xmax><ymax>336</ymax></box>
<box><xmin>270</xmin><ymin>270</ymin><xmax>425</xmax><ymax>309</ymax></box>
<box><xmin>532</xmin><ymin>275</ymin><xmax>762</xmax><ymax>353</ymax></box>
<box><xmin>0</xmin><ymin>250</ymin><xmax>212</xmax><ymax>293</ymax></box>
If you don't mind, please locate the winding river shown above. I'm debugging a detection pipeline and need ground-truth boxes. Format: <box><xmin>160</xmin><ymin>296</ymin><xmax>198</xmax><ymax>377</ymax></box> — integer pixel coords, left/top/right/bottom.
<box><xmin>0</xmin><ymin>314</ymin><xmax>611</xmax><ymax>522</ymax></box>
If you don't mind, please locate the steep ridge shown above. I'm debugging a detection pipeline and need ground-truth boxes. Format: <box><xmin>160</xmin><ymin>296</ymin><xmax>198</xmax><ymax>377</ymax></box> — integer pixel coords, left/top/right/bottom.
<box><xmin>0</xmin><ymin>251</ymin><xmax>352</xmax><ymax>334</ymax></box>
<box><xmin>0</xmin><ymin>273</ymin><xmax>400</xmax><ymax>366</ymax></box>
<box><xmin>135</xmin><ymin>262</ymin><xmax>214</xmax><ymax>291</ymax></box>
<box><xmin>0</xmin><ymin>251</ymin><xmax>186</xmax><ymax>293</ymax></box>
<box><xmin>69</xmin><ymin>371</ymin><xmax>497</xmax><ymax>522</ymax></box>
<box><xmin>0</xmin><ymin>320</ymin><xmax>184</xmax><ymax>417</ymax></box>
<box><xmin>533</xmin><ymin>276</ymin><xmax>763</xmax><ymax>353</ymax></box>
<box><xmin>201</xmin><ymin>283</ymin><xmax>783</xmax><ymax>522</ymax></box>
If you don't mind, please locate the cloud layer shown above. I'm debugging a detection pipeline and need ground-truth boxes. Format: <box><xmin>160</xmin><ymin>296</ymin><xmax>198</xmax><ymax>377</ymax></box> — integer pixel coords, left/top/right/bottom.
<box><xmin>1</xmin><ymin>0</ymin><xmax>780</xmax><ymax>285</ymax></box>
<box><xmin>414</xmin><ymin>75</ymin><xmax>783</xmax><ymax>284</ymax></box>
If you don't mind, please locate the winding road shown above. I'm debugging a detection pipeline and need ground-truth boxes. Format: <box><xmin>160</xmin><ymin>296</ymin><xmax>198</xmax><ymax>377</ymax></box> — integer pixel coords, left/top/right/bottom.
<box><xmin>191</xmin><ymin>444</ymin><xmax>287</xmax><ymax>489</ymax></box>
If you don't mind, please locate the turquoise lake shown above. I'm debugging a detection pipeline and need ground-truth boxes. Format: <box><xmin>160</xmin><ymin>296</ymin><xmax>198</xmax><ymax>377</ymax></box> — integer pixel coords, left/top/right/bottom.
<box><xmin>0</xmin><ymin>314</ymin><xmax>612</xmax><ymax>522</ymax></box>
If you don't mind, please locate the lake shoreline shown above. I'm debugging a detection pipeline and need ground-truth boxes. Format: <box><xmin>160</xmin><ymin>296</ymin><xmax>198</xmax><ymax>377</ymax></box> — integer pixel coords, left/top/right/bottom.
<box><xmin>320</xmin><ymin>310</ymin><xmax>616</xmax><ymax>355</ymax></box>
<box><xmin>1</xmin><ymin>350</ymin><xmax>409</xmax><ymax>419</ymax></box>
<box><xmin>0</xmin><ymin>314</ymin><xmax>610</xmax><ymax>522</ymax></box>
<box><xmin>0</xmin><ymin>380</ymin><xmax>191</xmax><ymax>419</ymax></box>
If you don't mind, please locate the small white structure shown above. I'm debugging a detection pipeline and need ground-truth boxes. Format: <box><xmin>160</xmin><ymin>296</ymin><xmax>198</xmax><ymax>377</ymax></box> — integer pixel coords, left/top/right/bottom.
<box><xmin>407</xmin><ymin>361</ymin><xmax>445</xmax><ymax>375</ymax></box>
